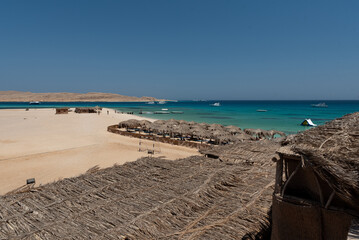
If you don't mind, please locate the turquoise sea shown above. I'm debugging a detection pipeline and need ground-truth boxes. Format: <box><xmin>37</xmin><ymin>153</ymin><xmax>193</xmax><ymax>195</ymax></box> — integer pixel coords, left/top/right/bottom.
<box><xmin>1</xmin><ymin>100</ymin><xmax>359</xmax><ymax>134</ymax></box>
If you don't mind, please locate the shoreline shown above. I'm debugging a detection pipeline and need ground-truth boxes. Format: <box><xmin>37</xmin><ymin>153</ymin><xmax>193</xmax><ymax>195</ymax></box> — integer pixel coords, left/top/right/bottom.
<box><xmin>0</xmin><ymin>108</ymin><xmax>198</xmax><ymax>195</ymax></box>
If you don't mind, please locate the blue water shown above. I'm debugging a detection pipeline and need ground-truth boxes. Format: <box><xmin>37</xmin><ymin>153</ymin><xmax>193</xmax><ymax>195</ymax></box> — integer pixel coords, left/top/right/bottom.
<box><xmin>1</xmin><ymin>100</ymin><xmax>359</xmax><ymax>134</ymax></box>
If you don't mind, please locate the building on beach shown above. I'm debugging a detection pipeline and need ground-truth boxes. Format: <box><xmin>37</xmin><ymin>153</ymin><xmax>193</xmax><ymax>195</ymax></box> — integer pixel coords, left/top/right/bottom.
<box><xmin>272</xmin><ymin>112</ymin><xmax>359</xmax><ymax>240</ymax></box>
<box><xmin>55</xmin><ymin>108</ymin><xmax>69</xmax><ymax>114</ymax></box>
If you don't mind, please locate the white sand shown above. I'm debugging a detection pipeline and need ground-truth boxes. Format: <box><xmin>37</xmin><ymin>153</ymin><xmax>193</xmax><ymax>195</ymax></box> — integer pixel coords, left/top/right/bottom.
<box><xmin>0</xmin><ymin>108</ymin><xmax>198</xmax><ymax>195</ymax></box>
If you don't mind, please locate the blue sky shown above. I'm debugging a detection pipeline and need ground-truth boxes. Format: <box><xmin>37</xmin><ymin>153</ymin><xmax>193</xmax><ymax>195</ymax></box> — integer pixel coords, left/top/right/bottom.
<box><xmin>1</xmin><ymin>0</ymin><xmax>358</xmax><ymax>100</ymax></box>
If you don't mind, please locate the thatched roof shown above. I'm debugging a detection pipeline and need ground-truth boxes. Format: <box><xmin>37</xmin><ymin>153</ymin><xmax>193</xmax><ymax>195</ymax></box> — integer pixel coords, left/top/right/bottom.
<box><xmin>74</xmin><ymin>107</ymin><xmax>98</xmax><ymax>113</ymax></box>
<box><xmin>0</xmin><ymin>141</ymin><xmax>280</xmax><ymax>239</ymax></box>
<box><xmin>118</xmin><ymin>119</ymin><xmax>285</xmax><ymax>145</ymax></box>
<box><xmin>119</xmin><ymin>119</ymin><xmax>142</xmax><ymax>129</ymax></box>
<box><xmin>245</xmin><ymin>129</ymin><xmax>285</xmax><ymax>139</ymax></box>
<box><xmin>279</xmin><ymin>112</ymin><xmax>359</xmax><ymax>212</ymax></box>
<box><xmin>200</xmin><ymin>140</ymin><xmax>280</xmax><ymax>164</ymax></box>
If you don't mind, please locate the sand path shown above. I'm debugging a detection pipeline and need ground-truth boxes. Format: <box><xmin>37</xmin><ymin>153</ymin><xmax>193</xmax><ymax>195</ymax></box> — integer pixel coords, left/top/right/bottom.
<box><xmin>0</xmin><ymin>108</ymin><xmax>198</xmax><ymax>195</ymax></box>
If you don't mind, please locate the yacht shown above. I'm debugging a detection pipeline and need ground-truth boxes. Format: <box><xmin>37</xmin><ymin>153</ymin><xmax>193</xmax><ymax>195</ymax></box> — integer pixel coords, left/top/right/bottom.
<box><xmin>147</xmin><ymin>101</ymin><xmax>155</xmax><ymax>104</ymax></box>
<box><xmin>311</xmin><ymin>102</ymin><xmax>328</xmax><ymax>108</ymax></box>
<box><xmin>29</xmin><ymin>101</ymin><xmax>40</xmax><ymax>105</ymax></box>
<box><xmin>211</xmin><ymin>102</ymin><xmax>221</xmax><ymax>107</ymax></box>
<box><xmin>158</xmin><ymin>101</ymin><xmax>166</xmax><ymax>104</ymax></box>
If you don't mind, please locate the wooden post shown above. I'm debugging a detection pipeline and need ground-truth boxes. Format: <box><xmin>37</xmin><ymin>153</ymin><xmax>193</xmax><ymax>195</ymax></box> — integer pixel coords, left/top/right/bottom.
<box><xmin>275</xmin><ymin>155</ymin><xmax>283</xmax><ymax>194</ymax></box>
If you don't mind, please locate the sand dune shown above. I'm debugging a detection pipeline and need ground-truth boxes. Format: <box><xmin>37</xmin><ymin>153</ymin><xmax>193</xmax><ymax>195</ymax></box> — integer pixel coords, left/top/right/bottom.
<box><xmin>0</xmin><ymin>91</ymin><xmax>167</xmax><ymax>102</ymax></box>
<box><xmin>0</xmin><ymin>108</ymin><xmax>198</xmax><ymax>195</ymax></box>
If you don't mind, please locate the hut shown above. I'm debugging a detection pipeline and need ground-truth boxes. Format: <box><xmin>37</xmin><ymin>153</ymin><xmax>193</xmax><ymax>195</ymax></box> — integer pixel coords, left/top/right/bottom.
<box><xmin>272</xmin><ymin>112</ymin><xmax>359</xmax><ymax>240</ymax></box>
<box><xmin>55</xmin><ymin>108</ymin><xmax>69</xmax><ymax>114</ymax></box>
<box><xmin>74</xmin><ymin>107</ymin><xmax>98</xmax><ymax>113</ymax></box>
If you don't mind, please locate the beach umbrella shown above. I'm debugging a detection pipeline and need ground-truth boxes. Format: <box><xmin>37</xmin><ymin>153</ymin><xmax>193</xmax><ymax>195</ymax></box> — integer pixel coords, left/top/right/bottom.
<box><xmin>178</xmin><ymin>120</ymin><xmax>187</xmax><ymax>125</ymax></box>
<box><xmin>190</xmin><ymin>125</ymin><xmax>208</xmax><ymax>138</ymax></box>
<box><xmin>198</xmin><ymin>122</ymin><xmax>209</xmax><ymax>129</ymax></box>
<box><xmin>187</xmin><ymin>121</ymin><xmax>197</xmax><ymax>126</ymax></box>
<box><xmin>225</xmin><ymin>125</ymin><xmax>242</xmax><ymax>135</ymax></box>
<box><xmin>139</xmin><ymin>120</ymin><xmax>152</xmax><ymax>131</ymax></box>
<box><xmin>153</xmin><ymin>119</ymin><xmax>167</xmax><ymax>125</ymax></box>
<box><xmin>167</xmin><ymin>119</ymin><xmax>179</xmax><ymax>125</ymax></box>
<box><xmin>177</xmin><ymin>125</ymin><xmax>191</xmax><ymax>138</ymax></box>
<box><xmin>234</xmin><ymin>132</ymin><xmax>253</xmax><ymax>142</ymax></box>
<box><xmin>217</xmin><ymin>133</ymin><xmax>236</xmax><ymax>143</ymax></box>
<box><xmin>119</xmin><ymin>119</ymin><xmax>141</xmax><ymax>129</ymax></box>
<box><xmin>156</xmin><ymin>124</ymin><xmax>170</xmax><ymax>135</ymax></box>
<box><xmin>210</xmin><ymin>129</ymin><xmax>226</xmax><ymax>139</ymax></box>
<box><xmin>208</xmin><ymin>123</ymin><xmax>224</xmax><ymax>132</ymax></box>
<box><xmin>244</xmin><ymin>128</ymin><xmax>266</xmax><ymax>139</ymax></box>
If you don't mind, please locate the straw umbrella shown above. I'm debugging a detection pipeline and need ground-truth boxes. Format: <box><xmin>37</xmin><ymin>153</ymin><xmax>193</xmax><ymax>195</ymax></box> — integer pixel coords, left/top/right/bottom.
<box><xmin>119</xmin><ymin>119</ymin><xmax>141</xmax><ymax>130</ymax></box>
<box><xmin>217</xmin><ymin>134</ymin><xmax>236</xmax><ymax>144</ymax></box>
<box><xmin>178</xmin><ymin>125</ymin><xmax>191</xmax><ymax>140</ymax></box>
<box><xmin>234</xmin><ymin>132</ymin><xmax>253</xmax><ymax>142</ymax></box>
<box><xmin>208</xmin><ymin>123</ymin><xmax>224</xmax><ymax>132</ymax></box>
<box><xmin>198</xmin><ymin>122</ymin><xmax>209</xmax><ymax>129</ymax></box>
<box><xmin>244</xmin><ymin>129</ymin><xmax>266</xmax><ymax>139</ymax></box>
<box><xmin>139</xmin><ymin>120</ymin><xmax>152</xmax><ymax>133</ymax></box>
<box><xmin>225</xmin><ymin>125</ymin><xmax>242</xmax><ymax>135</ymax></box>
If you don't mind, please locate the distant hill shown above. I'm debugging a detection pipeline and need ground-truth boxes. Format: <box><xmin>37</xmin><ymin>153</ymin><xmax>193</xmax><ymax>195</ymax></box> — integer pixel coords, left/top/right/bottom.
<box><xmin>0</xmin><ymin>91</ymin><xmax>167</xmax><ymax>102</ymax></box>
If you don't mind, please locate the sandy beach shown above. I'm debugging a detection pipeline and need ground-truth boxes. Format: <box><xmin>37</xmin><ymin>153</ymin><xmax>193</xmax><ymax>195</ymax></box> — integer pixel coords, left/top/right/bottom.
<box><xmin>0</xmin><ymin>108</ymin><xmax>198</xmax><ymax>195</ymax></box>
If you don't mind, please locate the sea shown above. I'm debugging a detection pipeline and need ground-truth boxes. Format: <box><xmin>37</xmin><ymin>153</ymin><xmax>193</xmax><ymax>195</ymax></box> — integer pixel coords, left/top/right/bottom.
<box><xmin>1</xmin><ymin>100</ymin><xmax>359</xmax><ymax>134</ymax></box>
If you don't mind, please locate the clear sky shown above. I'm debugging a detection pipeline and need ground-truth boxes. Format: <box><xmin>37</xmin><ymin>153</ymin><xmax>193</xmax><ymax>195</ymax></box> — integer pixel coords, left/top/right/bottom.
<box><xmin>1</xmin><ymin>0</ymin><xmax>358</xmax><ymax>100</ymax></box>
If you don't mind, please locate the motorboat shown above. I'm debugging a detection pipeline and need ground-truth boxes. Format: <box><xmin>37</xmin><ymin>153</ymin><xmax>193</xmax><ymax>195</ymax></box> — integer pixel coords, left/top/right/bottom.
<box><xmin>154</xmin><ymin>111</ymin><xmax>170</xmax><ymax>114</ymax></box>
<box><xmin>147</xmin><ymin>101</ymin><xmax>155</xmax><ymax>104</ymax></box>
<box><xmin>161</xmin><ymin>108</ymin><xmax>168</xmax><ymax>111</ymax></box>
<box><xmin>29</xmin><ymin>101</ymin><xmax>40</xmax><ymax>105</ymax></box>
<box><xmin>301</xmin><ymin>119</ymin><xmax>317</xmax><ymax>126</ymax></box>
<box><xmin>311</xmin><ymin>102</ymin><xmax>328</xmax><ymax>108</ymax></box>
<box><xmin>158</xmin><ymin>101</ymin><xmax>166</xmax><ymax>104</ymax></box>
<box><xmin>256</xmin><ymin>109</ymin><xmax>267</xmax><ymax>112</ymax></box>
<box><xmin>211</xmin><ymin>102</ymin><xmax>221</xmax><ymax>107</ymax></box>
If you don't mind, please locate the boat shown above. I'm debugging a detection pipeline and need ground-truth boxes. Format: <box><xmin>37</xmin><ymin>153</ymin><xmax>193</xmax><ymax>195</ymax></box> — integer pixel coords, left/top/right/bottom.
<box><xmin>154</xmin><ymin>111</ymin><xmax>170</xmax><ymax>114</ymax></box>
<box><xmin>171</xmin><ymin>111</ymin><xmax>184</xmax><ymax>114</ymax></box>
<box><xmin>161</xmin><ymin>108</ymin><xmax>168</xmax><ymax>111</ymax></box>
<box><xmin>158</xmin><ymin>101</ymin><xmax>166</xmax><ymax>104</ymax></box>
<box><xmin>147</xmin><ymin>101</ymin><xmax>155</xmax><ymax>104</ymax></box>
<box><xmin>29</xmin><ymin>101</ymin><xmax>40</xmax><ymax>105</ymax></box>
<box><xmin>256</xmin><ymin>109</ymin><xmax>267</xmax><ymax>112</ymax></box>
<box><xmin>311</xmin><ymin>102</ymin><xmax>328</xmax><ymax>108</ymax></box>
<box><xmin>211</xmin><ymin>102</ymin><xmax>221</xmax><ymax>107</ymax></box>
<box><xmin>301</xmin><ymin>119</ymin><xmax>317</xmax><ymax>127</ymax></box>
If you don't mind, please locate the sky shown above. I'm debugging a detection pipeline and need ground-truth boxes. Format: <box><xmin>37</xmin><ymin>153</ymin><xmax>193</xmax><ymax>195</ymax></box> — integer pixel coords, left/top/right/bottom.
<box><xmin>0</xmin><ymin>0</ymin><xmax>358</xmax><ymax>100</ymax></box>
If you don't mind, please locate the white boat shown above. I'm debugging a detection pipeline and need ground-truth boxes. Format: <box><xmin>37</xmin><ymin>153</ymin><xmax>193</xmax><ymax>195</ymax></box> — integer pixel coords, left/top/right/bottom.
<box><xmin>158</xmin><ymin>101</ymin><xmax>166</xmax><ymax>104</ymax></box>
<box><xmin>311</xmin><ymin>102</ymin><xmax>328</xmax><ymax>108</ymax></box>
<box><xmin>147</xmin><ymin>101</ymin><xmax>155</xmax><ymax>104</ymax></box>
<box><xmin>171</xmin><ymin>111</ymin><xmax>184</xmax><ymax>114</ymax></box>
<box><xmin>161</xmin><ymin>108</ymin><xmax>168</xmax><ymax>111</ymax></box>
<box><xmin>211</xmin><ymin>102</ymin><xmax>221</xmax><ymax>107</ymax></box>
<box><xmin>257</xmin><ymin>109</ymin><xmax>267</xmax><ymax>112</ymax></box>
<box><xmin>301</xmin><ymin>119</ymin><xmax>317</xmax><ymax>126</ymax></box>
<box><xmin>154</xmin><ymin>111</ymin><xmax>170</xmax><ymax>114</ymax></box>
<box><xmin>29</xmin><ymin>101</ymin><xmax>40</xmax><ymax>105</ymax></box>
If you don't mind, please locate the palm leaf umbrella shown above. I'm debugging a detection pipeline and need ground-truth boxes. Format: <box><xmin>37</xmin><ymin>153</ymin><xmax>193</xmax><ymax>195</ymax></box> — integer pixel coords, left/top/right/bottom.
<box><xmin>198</xmin><ymin>122</ymin><xmax>210</xmax><ymax>129</ymax></box>
<box><xmin>208</xmin><ymin>123</ymin><xmax>224</xmax><ymax>132</ymax></box>
<box><xmin>244</xmin><ymin>128</ymin><xmax>265</xmax><ymax>139</ymax></box>
<box><xmin>225</xmin><ymin>125</ymin><xmax>242</xmax><ymax>135</ymax></box>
